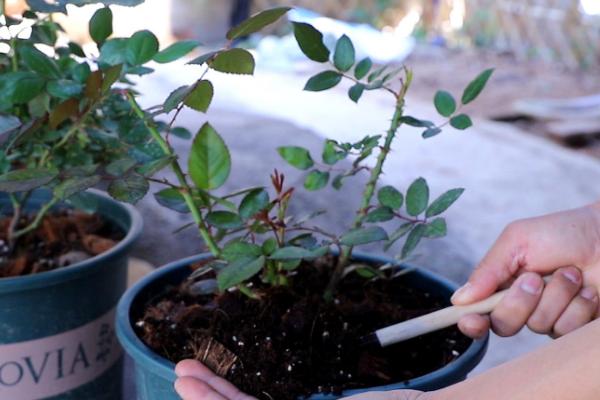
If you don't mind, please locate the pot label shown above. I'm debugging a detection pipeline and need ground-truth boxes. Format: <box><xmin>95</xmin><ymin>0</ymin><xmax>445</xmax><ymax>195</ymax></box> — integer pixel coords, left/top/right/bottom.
<box><xmin>0</xmin><ymin>308</ymin><xmax>122</xmax><ymax>400</ymax></box>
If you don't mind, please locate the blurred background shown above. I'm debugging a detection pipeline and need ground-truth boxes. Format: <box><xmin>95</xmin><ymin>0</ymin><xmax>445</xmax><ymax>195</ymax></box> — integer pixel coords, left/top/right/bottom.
<box><xmin>8</xmin><ymin>0</ymin><xmax>600</xmax><ymax>385</ymax></box>
<box><xmin>5</xmin><ymin>0</ymin><xmax>600</xmax><ymax>150</ymax></box>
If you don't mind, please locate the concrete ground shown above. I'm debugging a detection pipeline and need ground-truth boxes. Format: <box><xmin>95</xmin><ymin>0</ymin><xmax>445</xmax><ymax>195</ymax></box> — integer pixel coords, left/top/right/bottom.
<box><xmin>126</xmin><ymin>61</ymin><xmax>600</xmax><ymax>392</ymax></box>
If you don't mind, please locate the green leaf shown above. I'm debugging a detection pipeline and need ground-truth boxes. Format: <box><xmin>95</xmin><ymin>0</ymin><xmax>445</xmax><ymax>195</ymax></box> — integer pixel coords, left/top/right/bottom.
<box><xmin>406</xmin><ymin>177</ymin><xmax>429</xmax><ymax>216</ymax></box>
<box><xmin>277</xmin><ymin>146</ymin><xmax>313</xmax><ymax>170</ymax></box>
<box><xmin>54</xmin><ymin>175</ymin><xmax>101</xmax><ymax>199</ymax></box>
<box><xmin>378</xmin><ymin>186</ymin><xmax>403</xmax><ymax>209</ymax></box>
<box><xmin>107</xmin><ymin>174</ymin><xmax>148</xmax><ymax>204</ymax></box>
<box><xmin>348</xmin><ymin>83</ymin><xmax>365</xmax><ymax>103</ymax></box>
<box><xmin>89</xmin><ymin>7</ymin><xmax>112</xmax><ymax>45</ymax></box>
<box><xmin>292</xmin><ymin>22</ymin><xmax>330</xmax><ymax>63</ymax></box>
<box><xmin>188</xmin><ymin>123</ymin><xmax>231</xmax><ymax>190</ymax></box>
<box><xmin>0</xmin><ymin>168</ymin><xmax>58</xmax><ymax>192</ymax></box>
<box><xmin>354</xmin><ymin>57</ymin><xmax>372</xmax><ymax>80</ymax></box>
<box><xmin>209</xmin><ymin>48</ymin><xmax>255</xmax><ymax>75</ymax></box>
<box><xmin>7</xmin><ymin>72</ymin><xmax>44</xmax><ymax>106</ymax></box>
<box><xmin>63</xmin><ymin>164</ymin><xmax>98</xmax><ymax>178</ymax></box>
<box><xmin>126</xmin><ymin>66</ymin><xmax>154</xmax><ymax>76</ymax></box>
<box><xmin>279</xmin><ymin>259</ymin><xmax>301</xmax><ymax>271</ymax></box>
<box><xmin>99</xmin><ymin>38</ymin><xmax>128</xmax><ymax>65</ymax></box>
<box><xmin>120</xmin><ymin>120</ymin><xmax>150</xmax><ymax>144</ymax></box>
<box><xmin>450</xmin><ymin>114</ymin><xmax>473</xmax><ymax>130</ymax></box>
<box><xmin>239</xmin><ymin>188</ymin><xmax>269</xmax><ymax>220</ymax></box>
<box><xmin>289</xmin><ymin>233</ymin><xmax>318</xmax><ymax>248</ymax></box>
<box><xmin>355</xmin><ymin>265</ymin><xmax>384</xmax><ymax>279</ymax></box>
<box><xmin>461</xmin><ymin>68</ymin><xmax>494</xmax><ymax>104</ymax></box>
<box><xmin>0</xmin><ymin>155</ymin><xmax>9</xmax><ymax>175</ymax></box>
<box><xmin>304</xmin><ymin>170</ymin><xmax>329</xmax><ymax>191</ymax></box>
<box><xmin>47</xmin><ymin>79</ymin><xmax>83</xmax><ymax>99</ymax></box>
<box><xmin>136</xmin><ymin>156</ymin><xmax>173</xmax><ymax>176</ymax></box>
<box><xmin>422</xmin><ymin>127</ymin><xmax>442</xmax><ymax>139</ymax></box>
<box><xmin>322</xmin><ymin>140</ymin><xmax>345</xmax><ymax>165</ymax></box>
<box><xmin>106</xmin><ymin>157</ymin><xmax>136</xmax><ymax>176</ymax></box>
<box><xmin>333</xmin><ymin>34</ymin><xmax>355</xmax><ymax>72</ymax></box>
<box><xmin>27</xmin><ymin>93</ymin><xmax>49</xmax><ymax>117</ymax></box>
<box><xmin>340</xmin><ymin>226</ymin><xmax>388</xmax><ymax>246</ymax></box>
<box><xmin>366</xmin><ymin>79</ymin><xmax>384</xmax><ymax>90</ymax></box>
<box><xmin>29</xmin><ymin>21</ymin><xmax>58</xmax><ymax>45</ymax></box>
<box><xmin>67</xmin><ymin>192</ymin><xmax>98</xmax><ymax>213</ymax></box>
<box><xmin>367</xmin><ymin>65</ymin><xmax>386</xmax><ymax>82</ymax></box>
<box><xmin>154</xmin><ymin>188</ymin><xmax>189</xmax><ymax>213</ymax></box>
<box><xmin>164</xmin><ymin>85</ymin><xmax>190</xmax><ymax>113</ymax></box>
<box><xmin>226</xmin><ymin>7</ymin><xmax>290</xmax><ymax>40</ymax></box>
<box><xmin>206</xmin><ymin>211</ymin><xmax>243</xmax><ymax>229</ymax></box>
<box><xmin>187</xmin><ymin>51</ymin><xmax>219</xmax><ymax>66</ymax></box>
<box><xmin>426</xmin><ymin>188</ymin><xmax>464</xmax><ymax>217</ymax></box>
<box><xmin>68</xmin><ymin>42</ymin><xmax>86</xmax><ymax>57</ymax></box>
<box><xmin>129</xmin><ymin>141</ymin><xmax>167</xmax><ymax>163</ymax></box>
<box><xmin>217</xmin><ymin>256</ymin><xmax>265</xmax><ymax>291</ymax></box>
<box><xmin>423</xmin><ymin>218</ymin><xmax>447</xmax><ymax>238</ymax></box>
<box><xmin>262</xmin><ymin>238</ymin><xmax>278</xmax><ymax>255</ymax></box>
<box><xmin>101</xmin><ymin>64</ymin><xmax>122</xmax><ymax>92</ymax></box>
<box><xmin>365</xmin><ymin>206</ymin><xmax>394</xmax><ymax>223</ymax></box>
<box><xmin>402</xmin><ymin>224</ymin><xmax>426</xmax><ymax>258</ymax></box>
<box><xmin>153</xmin><ymin>40</ymin><xmax>199</xmax><ymax>63</ymax></box>
<box><xmin>332</xmin><ymin>174</ymin><xmax>344</xmax><ymax>190</ymax></box>
<box><xmin>222</xmin><ymin>241</ymin><xmax>263</xmax><ymax>262</ymax></box>
<box><xmin>384</xmin><ymin>222</ymin><xmax>414</xmax><ymax>251</ymax></box>
<box><xmin>129</xmin><ymin>66</ymin><xmax>155</xmax><ymax>75</ymax></box>
<box><xmin>171</xmin><ymin>127</ymin><xmax>192</xmax><ymax>139</ymax></box>
<box><xmin>434</xmin><ymin>90</ymin><xmax>456</xmax><ymax>117</ymax></box>
<box><xmin>184</xmin><ymin>80</ymin><xmax>213</xmax><ymax>113</ymax></box>
<box><xmin>304</xmin><ymin>71</ymin><xmax>342</xmax><ymax>92</ymax></box>
<box><xmin>270</xmin><ymin>246</ymin><xmax>325</xmax><ymax>260</ymax></box>
<box><xmin>20</xmin><ymin>45</ymin><xmax>60</xmax><ymax>78</ymax></box>
<box><xmin>71</xmin><ymin>62</ymin><xmax>91</xmax><ymax>83</ymax></box>
<box><xmin>125</xmin><ymin>30</ymin><xmax>159</xmax><ymax>66</ymax></box>
<box><xmin>399</xmin><ymin>116</ymin><xmax>434</xmax><ymax>128</ymax></box>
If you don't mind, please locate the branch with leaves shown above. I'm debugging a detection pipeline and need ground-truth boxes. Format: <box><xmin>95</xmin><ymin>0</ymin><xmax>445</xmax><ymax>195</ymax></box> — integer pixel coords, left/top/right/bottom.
<box><xmin>0</xmin><ymin>4</ymin><xmax>492</xmax><ymax>300</ymax></box>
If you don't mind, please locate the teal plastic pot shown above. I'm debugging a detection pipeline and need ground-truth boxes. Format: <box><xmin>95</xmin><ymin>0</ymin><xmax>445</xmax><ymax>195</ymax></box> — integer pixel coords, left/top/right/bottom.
<box><xmin>117</xmin><ymin>253</ymin><xmax>488</xmax><ymax>400</ymax></box>
<box><xmin>0</xmin><ymin>190</ymin><xmax>142</xmax><ymax>400</ymax></box>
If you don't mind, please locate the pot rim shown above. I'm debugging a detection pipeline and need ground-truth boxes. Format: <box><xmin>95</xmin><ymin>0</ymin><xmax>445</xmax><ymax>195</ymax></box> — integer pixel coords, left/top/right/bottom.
<box><xmin>116</xmin><ymin>252</ymin><xmax>489</xmax><ymax>395</ymax></box>
<box><xmin>0</xmin><ymin>189</ymin><xmax>143</xmax><ymax>292</ymax></box>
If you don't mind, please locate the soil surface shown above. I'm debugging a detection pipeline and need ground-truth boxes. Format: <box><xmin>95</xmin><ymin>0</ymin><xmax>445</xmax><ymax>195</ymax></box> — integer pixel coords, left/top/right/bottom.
<box><xmin>137</xmin><ymin>255</ymin><xmax>471</xmax><ymax>400</ymax></box>
<box><xmin>0</xmin><ymin>210</ymin><xmax>123</xmax><ymax>278</ymax></box>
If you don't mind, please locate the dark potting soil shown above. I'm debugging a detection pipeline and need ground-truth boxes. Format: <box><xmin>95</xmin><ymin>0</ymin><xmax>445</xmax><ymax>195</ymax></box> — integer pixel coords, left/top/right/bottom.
<box><xmin>0</xmin><ymin>210</ymin><xmax>124</xmax><ymax>278</ymax></box>
<box><xmin>137</xmin><ymin>255</ymin><xmax>471</xmax><ymax>400</ymax></box>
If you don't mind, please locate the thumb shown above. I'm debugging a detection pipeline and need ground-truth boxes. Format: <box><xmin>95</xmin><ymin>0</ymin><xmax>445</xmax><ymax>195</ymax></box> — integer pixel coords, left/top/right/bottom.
<box><xmin>452</xmin><ymin>223</ymin><xmax>528</xmax><ymax>305</ymax></box>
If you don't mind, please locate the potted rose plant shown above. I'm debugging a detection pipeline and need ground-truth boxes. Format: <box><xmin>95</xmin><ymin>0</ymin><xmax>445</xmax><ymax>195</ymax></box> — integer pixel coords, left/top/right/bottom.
<box><xmin>0</xmin><ymin>1</ymin><xmax>202</xmax><ymax>398</ymax></box>
<box><xmin>115</xmin><ymin>7</ymin><xmax>494</xmax><ymax>400</ymax></box>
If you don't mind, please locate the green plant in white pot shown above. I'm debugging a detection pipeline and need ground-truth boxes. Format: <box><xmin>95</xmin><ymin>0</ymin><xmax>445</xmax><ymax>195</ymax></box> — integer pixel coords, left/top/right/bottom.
<box><xmin>0</xmin><ymin>1</ymin><xmax>201</xmax><ymax>398</ymax></box>
<box><xmin>114</xmin><ymin>7</ymin><xmax>494</xmax><ymax>400</ymax></box>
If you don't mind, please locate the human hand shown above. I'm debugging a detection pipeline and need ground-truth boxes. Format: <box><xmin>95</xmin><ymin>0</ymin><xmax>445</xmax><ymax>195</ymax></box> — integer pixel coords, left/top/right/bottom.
<box><xmin>452</xmin><ymin>204</ymin><xmax>600</xmax><ymax>338</ymax></box>
<box><xmin>342</xmin><ymin>390</ymin><xmax>428</xmax><ymax>399</ymax></box>
<box><xmin>174</xmin><ymin>360</ymin><xmax>429</xmax><ymax>400</ymax></box>
<box><xmin>174</xmin><ymin>360</ymin><xmax>255</xmax><ymax>400</ymax></box>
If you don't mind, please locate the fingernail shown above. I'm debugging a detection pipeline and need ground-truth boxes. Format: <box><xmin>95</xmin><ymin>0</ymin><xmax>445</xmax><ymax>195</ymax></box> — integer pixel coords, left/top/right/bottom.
<box><xmin>451</xmin><ymin>282</ymin><xmax>472</xmax><ymax>302</ymax></box>
<box><xmin>580</xmin><ymin>287</ymin><xmax>598</xmax><ymax>302</ymax></box>
<box><xmin>520</xmin><ymin>275</ymin><xmax>543</xmax><ymax>295</ymax></box>
<box><xmin>562</xmin><ymin>269</ymin><xmax>580</xmax><ymax>284</ymax></box>
<box><xmin>174</xmin><ymin>378</ymin><xmax>183</xmax><ymax>393</ymax></box>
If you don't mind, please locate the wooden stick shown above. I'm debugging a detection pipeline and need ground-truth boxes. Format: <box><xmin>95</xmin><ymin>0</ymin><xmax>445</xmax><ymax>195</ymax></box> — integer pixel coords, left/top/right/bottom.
<box><xmin>374</xmin><ymin>276</ymin><xmax>550</xmax><ymax>347</ymax></box>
